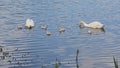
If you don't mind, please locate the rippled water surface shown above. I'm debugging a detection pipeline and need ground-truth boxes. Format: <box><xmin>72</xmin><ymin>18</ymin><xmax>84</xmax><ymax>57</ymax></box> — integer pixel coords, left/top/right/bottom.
<box><xmin>0</xmin><ymin>0</ymin><xmax>120</xmax><ymax>68</ymax></box>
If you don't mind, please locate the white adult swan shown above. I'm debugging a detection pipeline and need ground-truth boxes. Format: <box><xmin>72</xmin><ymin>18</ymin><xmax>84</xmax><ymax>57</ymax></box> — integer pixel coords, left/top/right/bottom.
<box><xmin>25</xmin><ymin>19</ymin><xmax>35</xmax><ymax>29</ymax></box>
<box><xmin>79</xmin><ymin>21</ymin><xmax>104</xmax><ymax>29</ymax></box>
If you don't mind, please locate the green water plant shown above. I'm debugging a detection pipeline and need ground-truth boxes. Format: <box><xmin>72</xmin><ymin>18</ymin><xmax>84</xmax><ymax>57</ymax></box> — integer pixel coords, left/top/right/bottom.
<box><xmin>113</xmin><ymin>56</ymin><xmax>118</xmax><ymax>68</ymax></box>
<box><xmin>55</xmin><ymin>58</ymin><xmax>61</xmax><ymax>68</ymax></box>
<box><xmin>55</xmin><ymin>62</ymin><xmax>59</xmax><ymax>68</ymax></box>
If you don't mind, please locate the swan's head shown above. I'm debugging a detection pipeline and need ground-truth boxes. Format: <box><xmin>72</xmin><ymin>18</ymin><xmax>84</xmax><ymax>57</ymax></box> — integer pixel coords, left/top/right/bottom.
<box><xmin>78</xmin><ymin>21</ymin><xmax>86</xmax><ymax>27</ymax></box>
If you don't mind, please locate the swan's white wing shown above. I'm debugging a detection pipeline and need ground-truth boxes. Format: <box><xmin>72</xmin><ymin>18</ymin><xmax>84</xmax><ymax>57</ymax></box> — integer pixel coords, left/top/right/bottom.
<box><xmin>30</xmin><ymin>19</ymin><xmax>34</xmax><ymax>27</ymax></box>
<box><xmin>89</xmin><ymin>21</ymin><xmax>104</xmax><ymax>28</ymax></box>
<box><xmin>25</xmin><ymin>19</ymin><xmax>31</xmax><ymax>26</ymax></box>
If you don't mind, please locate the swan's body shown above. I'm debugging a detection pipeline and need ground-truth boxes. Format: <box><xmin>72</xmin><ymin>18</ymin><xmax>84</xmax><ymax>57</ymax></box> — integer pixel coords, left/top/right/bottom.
<box><xmin>17</xmin><ymin>24</ymin><xmax>23</xmax><ymax>29</ymax></box>
<box><xmin>41</xmin><ymin>25</ymin><xmax>47</xmax><ymax>30</ymax></box>
<box><xmin>25</xmin><ymin>19</ymin><xmax>35</xmax><ymax>29</ymax></box>
<box><xmin>59</xmin><ymin>28</ymin><xmax>65</xmax><ymax>33</ymax></box>
<box><xmin>79</xmin><ymin>21</ymin><xmax>104</xmax><ymax>29</ymax></box>
<box><xmin>46</xmin><ymin>31</ymin><xmax>51</xmax><ymax>36</ymax></box>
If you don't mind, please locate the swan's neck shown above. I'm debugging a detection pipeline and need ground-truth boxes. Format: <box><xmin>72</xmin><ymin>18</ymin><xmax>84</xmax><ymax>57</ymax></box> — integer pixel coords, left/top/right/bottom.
<box><xmin>81</xmin><ymin>21</ymin><xmax>89</xmax><ymax>27</ymax></box>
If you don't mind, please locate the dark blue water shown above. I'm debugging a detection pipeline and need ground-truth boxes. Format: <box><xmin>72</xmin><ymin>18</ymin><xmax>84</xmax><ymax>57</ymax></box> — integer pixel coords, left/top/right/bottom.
<box><xmin>0</xmin><ymin>0</ymin><xmax>120</xmax><ymax>68</ymax></box>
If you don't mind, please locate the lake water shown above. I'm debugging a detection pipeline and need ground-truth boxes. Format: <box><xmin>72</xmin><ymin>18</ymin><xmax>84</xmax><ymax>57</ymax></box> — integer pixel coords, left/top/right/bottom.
<box><xmin>0</xmin><ymin>0</ymin><xmax>120</xmax><ymax>68</ymax></box>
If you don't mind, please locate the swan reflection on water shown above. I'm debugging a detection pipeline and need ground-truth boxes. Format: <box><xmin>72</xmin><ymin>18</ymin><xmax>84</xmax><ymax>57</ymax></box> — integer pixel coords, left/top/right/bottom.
<box><xmin>79</xmin><ymin>26</ymin><xmax>105</xmax><ymax>35</ymax></box>
<box><xmin>89</xmin><ymin>28</ymin><xmax>105</xmax><ymax>33</ymax></box>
